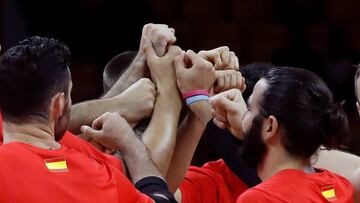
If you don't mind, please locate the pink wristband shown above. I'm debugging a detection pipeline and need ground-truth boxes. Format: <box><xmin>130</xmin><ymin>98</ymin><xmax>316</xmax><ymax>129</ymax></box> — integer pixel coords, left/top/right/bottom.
<box><xmin>182</xmin><ymin>90</ymin><xmax>209</xmax><ymax>100</ymax></box>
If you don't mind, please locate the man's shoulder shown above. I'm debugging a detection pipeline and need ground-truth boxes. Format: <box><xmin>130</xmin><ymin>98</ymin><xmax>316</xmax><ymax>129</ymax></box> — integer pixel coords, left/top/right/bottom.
<box><xmin>237</xmin><ymin>188</ymin><xmax>276</xmax><ymax>203</ymax></box>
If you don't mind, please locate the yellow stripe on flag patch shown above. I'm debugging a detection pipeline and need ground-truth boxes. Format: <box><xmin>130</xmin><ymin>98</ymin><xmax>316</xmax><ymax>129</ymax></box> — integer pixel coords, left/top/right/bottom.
<box><xmin>321</xmin><ymin>185</ymin><xmax>336</xmax><ymax>201</ymax></box>
<box><xmin>44</xmin><ymin>157</ymin><xmax>68</xmax><ymax>172</ymax></box>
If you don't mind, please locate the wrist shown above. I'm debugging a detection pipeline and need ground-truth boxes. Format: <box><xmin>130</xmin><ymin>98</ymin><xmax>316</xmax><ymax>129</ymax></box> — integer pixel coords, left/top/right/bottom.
<box><xmin>113</xmin><ymin>94</ymin><xmax>128</xmax><ymax>119</ymax></box>
<box><xmin>115</xmin><ymin>133</ymin><xmax>140</xmax><ymax>155</ymax></box>
<box><xmin>189</xmin><ymin>100</ymin><xmax>213</xmax><ymax>127</ymax></box>
<box><xmin>156</xmin><ymin>89</ymin><xmax>182</xmax><ymax>108</ymax></box>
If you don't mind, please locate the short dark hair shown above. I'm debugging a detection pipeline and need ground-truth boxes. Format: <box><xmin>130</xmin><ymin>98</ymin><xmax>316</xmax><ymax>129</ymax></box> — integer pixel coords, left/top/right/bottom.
<box><xmin>0</xmin><ymin>36</ymin><xmax>71</xmax><ymax>122</ymax></box>
<box><xmin>354</xmin><ymin>64</ymin><xmax>360</xmax><ymax>102</ymax></box>
<box><xmin>259</xmin><ymin>67</ymin><xmax>350</xmax><ymax>158</ymax></box>
<box><xmin>103</xmin><ymin>51</ymin><xmax>137</xmax><ymax>93</ymax></box>
<box><xmin>240</xmin><ymin>63</ymin><xmax>275</xmax><ymax>101</ymax></box>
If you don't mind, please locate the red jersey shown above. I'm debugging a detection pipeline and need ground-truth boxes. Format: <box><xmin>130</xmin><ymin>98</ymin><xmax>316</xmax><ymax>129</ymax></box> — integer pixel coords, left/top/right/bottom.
<box><xmin>0</xmin><ymin>114</ymin><xmax>122</xmax><ymax>170</ymax></box>
<box><xmin>237</xmin><ymin>169</ymin><xmax>354</xmax><ymax>203</ymax></box>
<box><xmin>179</xmin><ymin>159</ymin><xmax>248</xmax><ymax>203</ymax></box>
<box><xmin>0</xmin><ymin>141</ymin><xmax>154</xmax><ymax>203</ymax></box>
<box><xmin>0</xmin><ymin>113</ymin><xmax>2</xmax><ymax>145</ymax></box>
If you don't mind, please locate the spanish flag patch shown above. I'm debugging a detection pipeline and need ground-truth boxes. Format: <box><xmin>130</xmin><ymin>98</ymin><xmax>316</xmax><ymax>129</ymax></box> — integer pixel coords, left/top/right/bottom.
<box><xmin>44</xmin><ymin>157</ymin><xmax>68</xmax><ymax>172</ymax></box>
<box><xmin>321</xmin><ymin>185</ymin><xmax>336</xmax><ymax>201</ymax></box>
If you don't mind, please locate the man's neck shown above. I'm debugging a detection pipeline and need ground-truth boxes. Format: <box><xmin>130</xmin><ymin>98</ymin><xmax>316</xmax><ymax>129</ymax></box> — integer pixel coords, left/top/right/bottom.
<box><xmin>3</xmin><ymin>121</ymin><xmax>60</xmax><ymax>150</ymax></box>
<box><xmin>257</xmin><ymin>146</ymin><xmax>311</xmax><ymax>181</ymax></box>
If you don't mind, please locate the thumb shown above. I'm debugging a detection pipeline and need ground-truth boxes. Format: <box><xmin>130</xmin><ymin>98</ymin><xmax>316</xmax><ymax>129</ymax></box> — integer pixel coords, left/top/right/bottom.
<box><xmin>174</xmin><ymin>51</ymin><xmax>186</xmax><ymax>74</ymax></box>
<box><xmin>143</xmin><ymin>37</ymin><xmax>158</xmax><ymax>62</ymax></box>
<box><xmin>81</xmin><ymin>125</ymin><xmax>102</xmax><ymax>140</ymax></box>
<box><xmin>210</xmin><ymin>95</ymin><xmax>238</xmax><ymax>114</ymax></box>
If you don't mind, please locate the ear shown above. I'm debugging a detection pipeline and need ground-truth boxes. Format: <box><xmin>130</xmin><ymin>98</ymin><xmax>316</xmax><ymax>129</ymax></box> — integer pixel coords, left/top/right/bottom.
<box><xmin>50</xmin><ymin>92</ymin><xmax>65</xmax><ymax>121</ymax></box>
<box><xmin>263</xmin><ymin>115</ymin><xmax>279</xmax><ymax>143</ymax></box>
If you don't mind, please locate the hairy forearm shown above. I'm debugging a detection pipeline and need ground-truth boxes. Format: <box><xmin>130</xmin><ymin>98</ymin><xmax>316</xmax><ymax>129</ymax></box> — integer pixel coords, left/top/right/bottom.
<box><xmin>69</xmin><ymin>98</ymin><xmax>116</xmax><ymax>134</ymax></box>
<box><xmin>121</xmin><ymin>136</ymin><xmax>164</xmax><ymax>183</ymax></box>
<box><xmin>142</xmin><ymin>89</ymin><xmax>182</xmax><ymax>177</ymax></box>
<box><xmin>166</xmin><ymin>112</ymin><xmax>205</xmax><ymax>192</ymax></box>
<box><xmin>103</xmin><ymin>53</ymin><xmax>147</xmax><ymax>98</ymax></box>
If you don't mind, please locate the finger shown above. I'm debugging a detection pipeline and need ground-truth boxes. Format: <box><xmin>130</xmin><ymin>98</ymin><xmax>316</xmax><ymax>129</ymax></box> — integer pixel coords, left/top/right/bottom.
<box><xmin>201</xmin><ymin>51</ymin><xmax>221</xmax><ymax>68</ymax></box>
<box><xmin>212</xmin><ymin>53</ymin><xmax>222</xmax><ymax>69</ymax></box>
<box><xmin>220</xmin><ymin>50</ymin><xmax>230</xmax><ymax>67</ymax></box>
<box><xmin>174</xmin><ymin>52</ymin><xmax>186</xmax><ymax>74</ymax></box>
<box><xmin>241</xmin><ymin>84</ymin><xmax>246</xmax><ymax>93</ymax></box>
<box><xmin>229</xmin><ymin>52</ymin><xmax>239</xmax><ymax>70</ymax></box>
<box><xmin>143</xmin><ymin>37</ymin><xmax>158</xmax><ymax>62</ymax></box>
<box><xmin>214</xmin><ymin>46</ymin><xmax>229</xmax><ymax>54</ymax></box>
<box><xmin>211</xmin><ymin>109</ymin><xmax>228</xmax><ymax>123</ymax></box>
<box><xmin>170</xmin><ymin>28</ymin><xmax>175</xmax><ymax>34</ymax></box>
<box><xmin>215</xmin><ymin>88</ymin><xmax>241</xmax><ymax>99</ymax></box>
<box><xmin>142</xmin><ymin>23</ymin><xmax>153</xmax><ymax>37</ymax></box>
<box><xmin>240</xmin><ymin>77</ymin><xmax>246</xmax><ymax>93</ymax></box>
<box><xmin>185</xmin><ymin>50</ymin><xmax>202</xmax><ymax>64</ymax></box>
<box><xmin>227</xmin><ymin>52</ymin><xmax>236</xmax><ymax>69</ymax></box>
<box><xmin>168</xmin><ymin>33</ymin><xmax>177</xmax><ymax>45</ymax></box>
<box><xmin>153</xmin><ymin>40</ymin><xmax>167</xmax><ymax>57</ymax></box>
<box><xmin>104</xmin><ymin>149</ymin><xmax>116</xmax><ymax>155</ymax></box>
<box><xmin>230</xmin><ymin>73</ymin><xmax>237</xmax><ymax>89</ymax></box>
<box><xmin>213</xmin><ymin>118</ymin><xmax>227</xmax><ymax>129</ymax></box>
<box><xmin>210</xmin><ymin>95</ymin><xmax>229</xmax><ymax>114</ymax></box>
<box><xmin>214</xmin><ymin>72</ymin><xmax>224</xmax><ymax>93</ymax></box>
<box><xmin>81</xmin><ymin>125</ymin><xmax>102</xmax><ymax>140</ymax></box>
<box><xmin>91</xmin><ymin>112</ymin><xmax>109</xmax><ymax>130</ymax></box>
<box><xmin>235</xmin><ymin>74</ymin><xmax>242</xmax><ymax>90</ymax></box>
<box><xmin>211</xmin><ymin>91</ymin><xmax>241</xmax><ymax>113</ymax></box>
<box><xmin>223</xmin><ymin>73</ymin><xmax>231</xmax><ymax>92</ymax></box>
<box><xmin>167</xmin><ymin>46</ymin><xmax>182</xmax><ymax>57</ymax></box>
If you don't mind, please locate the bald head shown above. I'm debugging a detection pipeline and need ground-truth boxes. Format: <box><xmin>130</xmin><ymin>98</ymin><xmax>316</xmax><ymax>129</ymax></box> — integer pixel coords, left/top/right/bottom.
<box><xmin>103</xmin><ymin>51</ymin><xmax>137</xmax><ymax>93</ymax></box>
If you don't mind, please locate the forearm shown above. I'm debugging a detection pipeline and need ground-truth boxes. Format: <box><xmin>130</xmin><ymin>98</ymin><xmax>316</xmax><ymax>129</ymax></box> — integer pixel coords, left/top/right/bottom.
<box><xmin>69</xmin><ymin>98</ymin><xmax>120</xmax><ymax>134</ymax></box>
<box><xmin>142</xmin><ymin>90</ymin><xmax>182</xmax><ymax>177</ymax></box>
<box><xmin>121</xmin><ymin>136</ymin><xmax>163</xmax><ymax>183</ymax></box>
<box><xmin>189</xmin><ymin>100</ymin><xmax>213</xmax><ymax>127</ymax></box>
<box><xmin>166</xmin><ymin>112</ymin><xmax>205</xmax><ymax>192</ymax></box>
<box><xmin>315</xmin><ymin>149</ymin><xmax>360</xmax><ymax>180</ymax></box>
<box><xmin>103</xmin><ymin>53</ymin><xmax>147</xmax><ymax>98</ymax></box>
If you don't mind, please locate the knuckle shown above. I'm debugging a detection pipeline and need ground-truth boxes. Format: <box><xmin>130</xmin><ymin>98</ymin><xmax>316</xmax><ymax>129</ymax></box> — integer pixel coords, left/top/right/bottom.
<box><xmin>157</xmin><ymin>34</ymin><xmax>167</xmax><ymax>41</ymax></box>
<box><xmin>140</xmin><ymin>77</ymin><xmax>152</xmax><ymax>84</ymax></box>
<box><xmin>221</xmin><ymin>46</ymin><xmax>230</xmax><ymax>51</ymax></box>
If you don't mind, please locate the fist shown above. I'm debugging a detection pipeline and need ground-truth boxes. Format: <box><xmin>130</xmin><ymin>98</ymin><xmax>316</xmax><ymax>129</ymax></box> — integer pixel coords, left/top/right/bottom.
<box><xmin>209</xmin><ymin>89</ymin><xmax>247</xmax><ymax>139</ymax></box>
<box><xmin>117</xmin><ymin>78</ymin><xmax>156</xmax><ymax>125</ymax></box>
<box><xmin>175</xmin><ymin>50</ymin><xmax>216</xmax><ymax>93</ymax></box>
<box><xmin>143</xmin><ymin>37</ymin><xmax>182</xmax><ymax>89</ymax></box>
<box><xmin>214</xmin><ymin>70</ymin><xmax>246</xmax><ymax>93</ymax></box>
<box><xmin>81</xmin><ymin>112</ymin><xmax>137</xmax><ymax>152</ymax></box>
<box><xmin>198</xmin><ymin>46</ymin><xmax>239</xmax><ymax>70</ymax></box>
<box><xmin>139</xmin><ymin>23</ymin><xmax>176</xmax><ymax>57</ymax></box>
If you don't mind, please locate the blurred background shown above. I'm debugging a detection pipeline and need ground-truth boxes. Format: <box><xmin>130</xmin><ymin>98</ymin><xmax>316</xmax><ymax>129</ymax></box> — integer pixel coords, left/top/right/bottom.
<box><xmin>1</xmin><ymin>0</ymin><xmax>360</xmax><ymax>157</ymax></box>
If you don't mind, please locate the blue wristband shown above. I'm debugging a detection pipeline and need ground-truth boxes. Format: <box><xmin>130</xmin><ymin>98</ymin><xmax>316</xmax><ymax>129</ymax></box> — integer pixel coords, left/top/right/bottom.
<box><xmin>186</xmin><ymin>95</ymin><xmax>210</xmax><ymax>106</ymax></box>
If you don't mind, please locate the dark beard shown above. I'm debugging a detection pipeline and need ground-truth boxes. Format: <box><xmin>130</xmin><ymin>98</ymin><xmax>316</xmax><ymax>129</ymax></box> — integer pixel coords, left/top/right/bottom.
<box><xmin>239</xmin><ymin>115</ymin><xmax>267</xmax><ymax>169</ymax></box>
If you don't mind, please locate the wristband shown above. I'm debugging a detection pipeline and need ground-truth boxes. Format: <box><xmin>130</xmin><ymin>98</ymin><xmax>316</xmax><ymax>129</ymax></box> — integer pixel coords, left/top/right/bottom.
<box><xmin>186</xmin><ymin>95</ymin><xmax>210</xmax><ymax>106</ymax></box>
<box><xmin>182</xmin><ymin>90</ymin><xmax>209</xmax><ymax>100</ymax></box>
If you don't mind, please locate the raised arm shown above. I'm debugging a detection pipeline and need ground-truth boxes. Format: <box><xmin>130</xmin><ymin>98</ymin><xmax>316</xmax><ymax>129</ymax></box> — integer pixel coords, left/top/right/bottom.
<box><xmin>165</xmin><ymin>50</ymin><xmax>216</xmax><ymax>193</ymax></box>
<box><xmin>167</xmin><ymin>48</ymin><xmax>244</xmax><ymax>193</ymax></box>
<box><xmin>81</xmin><ymin>112</ymin><xmax>176</xmax><ymax>202</ymax></box>
<box><xmin>68</xmin><ymin>24</ymin><xmax>177</xmax><ymax>134</ymax></box>
<box><xmin>141</xmin><ymin>37</ymin><xmax>182</xmax><ymax>177</ymax></box>
<box><xmin>104</xmin><ymin>23</ymin><xmax>176</xmax><ymax>98</ymax></box>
